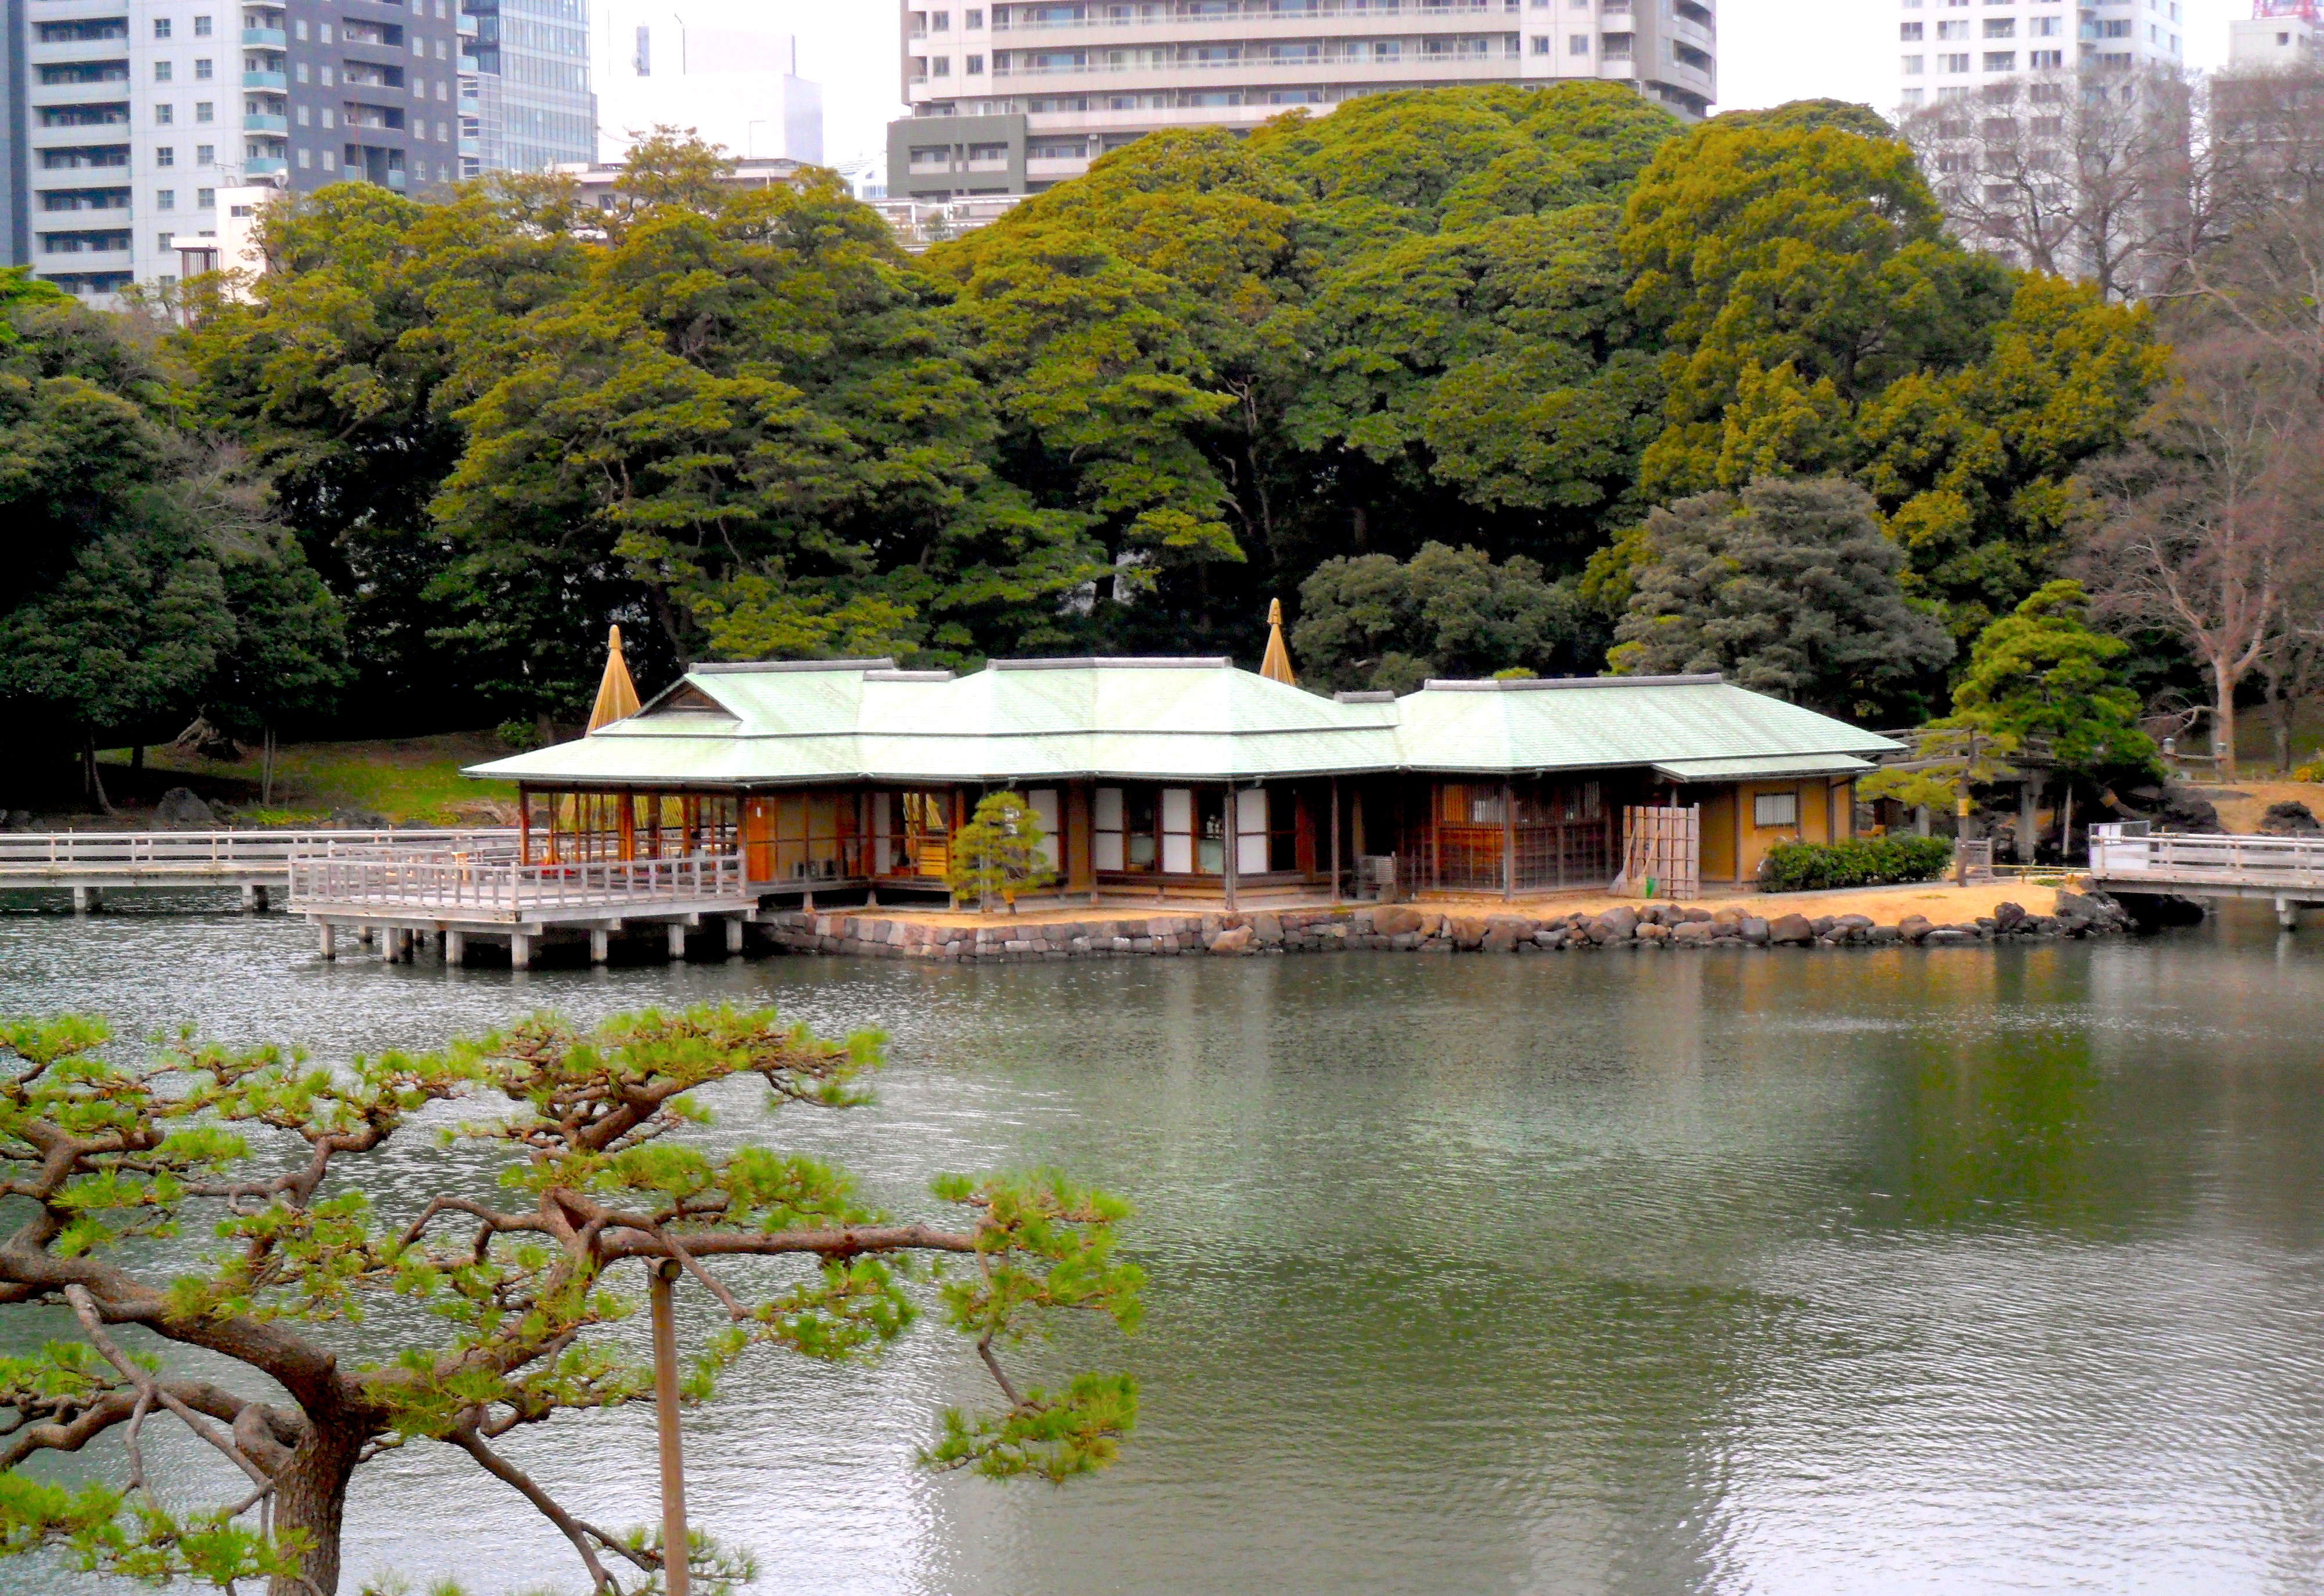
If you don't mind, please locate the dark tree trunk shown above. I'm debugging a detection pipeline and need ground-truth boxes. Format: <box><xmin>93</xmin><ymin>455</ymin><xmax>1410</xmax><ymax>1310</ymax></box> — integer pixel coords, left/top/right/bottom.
<box><xmin>268</xmin><ymin>1423</ymin><xmax>366</xmax><ymax>1596</ymax></box>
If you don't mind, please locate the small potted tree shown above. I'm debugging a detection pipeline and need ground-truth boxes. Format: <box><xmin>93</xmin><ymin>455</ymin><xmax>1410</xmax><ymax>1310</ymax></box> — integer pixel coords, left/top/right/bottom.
<box><xmin>947</xmin><ymin>791</ymin><xmax>1059</xmax><ymax>913</ymax></box>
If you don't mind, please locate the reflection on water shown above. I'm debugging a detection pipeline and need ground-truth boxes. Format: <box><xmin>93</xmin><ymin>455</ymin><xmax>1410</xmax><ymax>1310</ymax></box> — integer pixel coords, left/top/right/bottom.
<box><xmin>3</xmin><ymin>893</ymin><xmax>2323</xmax><ymax>1594</ymax></box>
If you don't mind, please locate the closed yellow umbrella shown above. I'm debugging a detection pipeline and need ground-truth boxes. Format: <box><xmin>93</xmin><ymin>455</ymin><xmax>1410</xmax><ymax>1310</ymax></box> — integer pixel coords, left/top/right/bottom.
<box><xmin>1259</xmin><ymin>598</ymin><xmax>1297</xmax><ymax>686</ymax></box>
<box><xmin>589</xmin><ymin>624</ymin><xmax>643</xmax><ymax>731</ymax></box>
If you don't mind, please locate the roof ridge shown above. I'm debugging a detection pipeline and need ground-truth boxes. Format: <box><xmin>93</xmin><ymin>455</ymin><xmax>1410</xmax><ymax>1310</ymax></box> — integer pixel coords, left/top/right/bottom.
<box><xmin>987</xmin><ymin>657</ymin><xmax>1235</xmax><ymax>671</ymax></box>
<box><xmin>1418</xmin><ymin>675</ymin><xmax>1726</xmax><ymax>693</ymax></box>
<box><xmin>694</xmin><ymin>658</ymin><xmax>898</xmax><ymax>675</ymax></box>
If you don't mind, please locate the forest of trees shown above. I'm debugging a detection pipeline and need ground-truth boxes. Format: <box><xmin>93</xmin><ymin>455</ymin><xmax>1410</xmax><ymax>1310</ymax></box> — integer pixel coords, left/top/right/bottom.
<box><xmin>4</xmin><ymin>74</ymin><xmax>2321</xmax><ymax>800</ymax></box>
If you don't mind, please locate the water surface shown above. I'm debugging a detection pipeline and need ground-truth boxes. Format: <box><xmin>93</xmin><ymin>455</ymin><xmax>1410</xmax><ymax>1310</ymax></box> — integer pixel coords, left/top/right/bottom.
<box><xmin>2</xmin><ymin>896</ymin><xmax>2321</xmax><ymax>1595</ymax></box>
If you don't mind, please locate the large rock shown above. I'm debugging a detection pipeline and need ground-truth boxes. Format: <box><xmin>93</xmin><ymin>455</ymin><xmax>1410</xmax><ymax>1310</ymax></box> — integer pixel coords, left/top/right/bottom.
<box><xmin>1480</xmin><ymin>914</ymin><xmax>1536</xmax><ymax>954</ymax></box>
<box><xmin>1993</xmin><ymin>901</ymin><xmax>2027</xmax><ymax>933</ymax></box>
<box><xmin>1250</xmin><ymin>912</ymin><xmax>1284</xmax><ymax>945</ymax></box>
<box><xmin>1371</xmin><ymin>905</ymin><xmax>1426</xmax><ymax>938</ymax></box>
<box><xmin>1897</xmin><ymin>914</ymin><xmax>1934</xmax><ymax>944</ymax></box>
<box><xmin>2260</xmin><ymin>801</ymin><xmax>2323</xmax><ymax>837</ymax></box>
<box><xmin>1208</xmin><ymin>926</ymin><xmax>1254</xmax><ymax>955</ymax></box>
<box><xmin>1447</xmin><ymin>915</ymin><xmax>1493</xmax><ymax>951</ymax></box>
<box><xmin>1768</xmin><ymin>913</ymin><xmax>1815</xmax><ymax>945</ymax></box>
<box><xmin>2153</xmin><ymin>787</ymin><xmax>2225</xmax><ymax>834</ymax></box>
<box><xmin>1671</xmin><ymin>920</ymin><xmax>1715</xmax><ymax>945</ymax></box>
<box><xmin>1739</xmin><ymin>916</ymin><xmax>1771</xmax><ymax>946</ymax></box>
<box><xmin>153</xmin><ymin>787</ymin><xmax>216</xmax><ymax>827</ymax></box>
<box><xmin>1589</xmin><ymin>905</ymin><xmax>1640</xmax><ymax>944</ymax></box>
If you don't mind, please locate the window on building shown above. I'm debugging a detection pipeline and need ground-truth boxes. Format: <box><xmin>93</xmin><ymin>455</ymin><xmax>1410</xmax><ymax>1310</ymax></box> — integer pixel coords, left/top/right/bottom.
<box><xmin>158</xmin><ymin>232</ymin><xmax>175</xmax><ymax>252</ymax></box>
<box><xmin>296</xmin><ymin>105</ymin><xmax>310</xmax><ymax>124</ymax></box>
<box><xmin>1530</xmin><ymin>34</ymin><xmax>1549</xmax><ymax>51</ymax></box>
<box><xmin>965</xmin><ymin>6</ymin><xmax>983</xmax><ymax>24</ymax></box>
<box><xmin>933</xmin><ymin>56</ymin><xmax>951</xmax><ymax>75</ymax></box>
<box><xmin>318</xmin><ymin>21</ymin><xmax>332</xmax><ymax>41</ymax></box>
<box><xmin>154</xmin><ymin>17</ymin><xmax>173</xmax><ymax>37</ymax></box>
<box><xmin>295</xmin><ymin>62</ymin><xmax>310</xmax><ymax>82</ymax></box>
<box><xmin>156</xmin><ymin>189</ymin><xmax>177</xmax><ymax>209</ymax></box>
<box><xmin>294</xmin><ymin>18</ymin><xmax>308</xmax><ymax>38</ymax></box>
<box><xmin>155</xmin><ymin>60</ymin><xmax>174</xmax><ymax>81</ymax></box>
<box><xmin>1984</xmin><ymin>51</ymin><xmax>2016</xmax><ymax>71</ymax></box>
<box><xmin>1753</xmin><ymin>791</ymin><xmax>1799</xmax><ymax>829</ymax></box>
<box><xmin>194</xmin><ymin>15</ymin><xmax>213</xmax><ymax>34</ymax></box>
<box><xmin>195</xmin><ymin>59</ymin><xmax>213</xmax><ymax>78</ymax></box>
<box><xmin>195</xmin><ymin>101</ymin><xmax>213</xmax><ymax>121</ymax></box>
<box><xmin>1901</xmin><ymin>21</ymin><xmax>1923</xmax><ymax>40</ymax></box>
<box><xmin>1569</xmin><ymin>32</ymin><xmax>1589</xmax><ymax>51</ymax></box>
<box><xmin>1936</xmin><ymin>19</ymin><xmax>1967</xmax><ymax>39</ymax></box>
<box><xmin>196</xmin><ymin>187</ymin><xmax>215</xmax><ymax>206</ymax></box>
<box><xmin>321</xmin><ymin>149</ymin><xmax>336</xmax><ymax>170</ymax></box>
<box><xmin>156</xmin><ymin>105</ymin><xmax>175</xmax><ymax>124</ymax></box>
<box><xmin>1982</xmin><ymin>17</ymin><xmax>2014</xmax><ymax>37</ymax></box>
<box><xmin>634</xmin><ymin>24</ymin><xmax>651</xmax><ymax>73</ymax></box>
<box><xmin>932</xmin><ymin>9</ymin><xmax>951</xmax><ymax>28</ymax></box>
<box><xmin>1902</xmin><ymin>53</ymin><xmax>1925</xmax><ymax>73</ymax></box>
<box><xmin>156</xmin><ymin>146</ymin><xmax>176</xmax><ymax>165</ymax></box>
<box><xmin>967</xmin><ymin>53</ymin><xmax>985</xmax><ymax>72</ymax></box>
<box><xmin>298</xmin><ymin>148</ymin><xmax>311</xmax><ymax>167</ymax></box>
<box><xmin>1941</xmin><ymin>52</ymin><xmax>1969</xmax><ymax>72</ymax></box>
<box><xmin>196</xmin><ymin>144</ymin><xmax>215</xmax><ymax>163</ymax></box>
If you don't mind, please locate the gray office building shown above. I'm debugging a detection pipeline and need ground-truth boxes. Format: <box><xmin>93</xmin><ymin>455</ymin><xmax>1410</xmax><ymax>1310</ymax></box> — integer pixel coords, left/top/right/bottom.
<box><xmin>458</xmin><ymin>0</ymin><xmax>592</xmax><ymax>178</ymax></box>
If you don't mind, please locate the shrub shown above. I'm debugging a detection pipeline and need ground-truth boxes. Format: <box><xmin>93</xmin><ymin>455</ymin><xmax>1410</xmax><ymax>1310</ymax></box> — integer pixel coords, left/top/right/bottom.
<box><xmin>1758</xmin><ymin>836</ymin><xmax>1955</xmax><ymax>894</ymax></box>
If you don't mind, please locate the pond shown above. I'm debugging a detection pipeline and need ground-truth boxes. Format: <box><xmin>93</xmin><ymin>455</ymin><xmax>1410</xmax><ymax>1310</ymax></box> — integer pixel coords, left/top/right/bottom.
<box><xmin>2</xmin><ymin>900</ymin><xmax>2321</xmax><ymax>1595</ymax></box>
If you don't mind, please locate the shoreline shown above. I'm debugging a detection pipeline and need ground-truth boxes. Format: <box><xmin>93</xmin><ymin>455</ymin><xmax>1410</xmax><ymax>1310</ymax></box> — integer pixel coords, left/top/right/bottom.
<box><xmin>762</xmin><ymin>885</ymin><xmax>2137</xmax><ymax>962</ymax></box>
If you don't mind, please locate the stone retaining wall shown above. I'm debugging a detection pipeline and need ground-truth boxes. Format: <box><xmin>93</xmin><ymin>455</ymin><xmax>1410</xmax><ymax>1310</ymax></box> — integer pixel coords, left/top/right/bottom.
<box><xmin>761</xmin><ymin>891</ymin><xmax>2133</xmax><ymax>962</ymax></box>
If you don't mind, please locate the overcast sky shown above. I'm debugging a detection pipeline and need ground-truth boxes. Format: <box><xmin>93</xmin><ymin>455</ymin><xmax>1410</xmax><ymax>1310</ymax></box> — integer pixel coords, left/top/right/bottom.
<box><xmin>791</xmin><ymin>0</ymin><xmax>2251</xmax><ymax>169</ymax></box>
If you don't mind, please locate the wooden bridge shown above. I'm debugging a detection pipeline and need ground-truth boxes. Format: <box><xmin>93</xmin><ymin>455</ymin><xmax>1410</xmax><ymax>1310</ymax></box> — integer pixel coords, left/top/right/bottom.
<box><xmin>2086</xmin><ymin>822</ymin><xmax>2324</xmax><ymax>930</ymax></box>
<box><xmin>0</xmin><ymin>830</ymin><xmax>513</xmax><ymax>912</ymax></box>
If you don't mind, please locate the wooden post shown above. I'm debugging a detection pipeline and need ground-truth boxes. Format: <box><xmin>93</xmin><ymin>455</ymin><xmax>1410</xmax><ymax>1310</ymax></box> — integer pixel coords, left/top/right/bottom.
<box><xmin>650</xmin><ymin>1260</ymin><xmax>692</xmax><ymax>1596</ymax></box>
<box><xmin>443</xmin><ymin>929</ymin><xmax>465</xmax><ymax>966</ymax></box>
<box><xmin>1500</xmin><ymin>780</ymin><xmax>1515</xmax><ymax>901</ymax></box>
<box><xmin>510</xmin><ymin>933</ymin><xmax>533</xmax><ymax>971</ymax></box>
<box><xmin>1329</xmin><ymin>776</ymin><xmax>1342</xmax><ymax>905</ymax></box>
<box><xmin>590</xmin><ymin>928</ymin><xmax>611</xmax><ymax>964</ymax></box>
<box><xmin>518</xmin><ymin>786</ymin><xmax>532</xmax><ymax>866</ymax></box>
<box><xmin>725</xmin><ymin>915</ymin><xmax>745</xmax><ymax>955</ymax></box>
<box><xmin>667</xmin><ymin>922</ymin><xmax>688</xmax><ymax>960</ymax></box>
<box><xmin>1732</xmin><ymin>788</ymin><xmax>1745</xmax><ymax>889</ymax></box>
<box><xmin>71</xmin><ymin>886</ymin><xmax>96</xmax><ymax>914</ymax></box>
<box><xmin>1222</xmin><ymin>787</ymin><xmax>1239</xmax><ymax>913</ymax></box>
<box><xmin>318</xmin><ymin>922</ymin><xmax>336</xmax><ymax>960</ymax></box>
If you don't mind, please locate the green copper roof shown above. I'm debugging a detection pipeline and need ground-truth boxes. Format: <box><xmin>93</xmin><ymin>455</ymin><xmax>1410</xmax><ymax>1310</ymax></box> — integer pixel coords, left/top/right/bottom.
<box><xmin>466</xmin><ymin>661</ymin><xmax>1898</xmax><ymax>788</ymax></box>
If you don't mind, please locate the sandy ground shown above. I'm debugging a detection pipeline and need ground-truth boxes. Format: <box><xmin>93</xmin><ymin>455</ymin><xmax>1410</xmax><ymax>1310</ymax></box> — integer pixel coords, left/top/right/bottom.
<box><xmin>821</xmin><ymin>878</ymin><xmax>2070</xmax><ymax>930</ymax></box>
<box><xmin>2197</xmin><ymin>780</ymin><xmax>2323</xmax><ymax>835</ymax></box>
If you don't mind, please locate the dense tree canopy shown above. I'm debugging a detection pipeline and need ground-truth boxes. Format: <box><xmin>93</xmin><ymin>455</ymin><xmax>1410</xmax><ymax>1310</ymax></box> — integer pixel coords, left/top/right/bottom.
<box><xmin>1611</xmin><ymin>478</ymin><xmax>1955</xmax><ymax>720</ymax></box>
<box><xmin>155</xmin><ymin>89</ymin><xmax>2167</xmax><ymax>734</ymax></box>
<box><xmin>0</xmin><ymin>275</ymin><xmax>343</xmax><ymax>792</ymax></box>
<box><xmin>1294</xmin><ymin>543</ymin><xmax>1581</xmax><ymax>694</ymax></box>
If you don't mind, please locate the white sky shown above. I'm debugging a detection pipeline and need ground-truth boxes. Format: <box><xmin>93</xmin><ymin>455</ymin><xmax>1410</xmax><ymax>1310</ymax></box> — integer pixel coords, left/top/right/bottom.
<box><xmin>791</xmin><ymin>0</ymin><xmax>2253</xmax><ymax>169</ymax></box>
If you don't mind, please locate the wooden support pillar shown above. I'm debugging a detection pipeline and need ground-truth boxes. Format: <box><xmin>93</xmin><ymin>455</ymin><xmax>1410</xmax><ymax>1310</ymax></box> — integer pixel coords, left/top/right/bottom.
<box><xmin>1329</xmin><ymin>776</ymin><xmax>1342</xmax><ymax>905</ymax></box>
<box><xmin>71</xmin><ymin>886</ymin><xmax>96</xmax><ymax>914</ymax></box>
<box><xmin>650</xmin><ymin>1261</ymin><xmax>692</xmax><ymax>1596</ymax></box>
<box><xmin>2278</xmin><ymin>897</ymin><xmax>2300</xmax><ymax>932</ymax></box>
<box><xmin>1222</xmin><ymin>786</ymin><xmax>1239</xmax><ymax>913</ymax></box>
<box><xmin>510</xmin><ymin>933</ymin><xmax>533</xmax><ymax>971</ymax></box>
<box><xmin>241</xmin><ymin>883</ymin><xmax>269</xmax><ymax>913</ymax></box>
<box><xmin>317</xmin><ymin>922</ymin><xmax>337</xmax><ymax>960</ymax></box>
<box><xmin>1501</xmin><ymin>780</ymin><xmax>1515</xmax><ymax>901</ymax></box>
<box><xmin>443</xmin><ymin>930</ymin><xmax>465</xmax><ymax>966</ymax></box>
<box><xmin>1732</xmin><ymin>786</ymin><xmax>1746</xmax><ymax>888</ymax></box>
<box><xmin>667</xmin><ymin>922</ymin><xmax>688</xmax><ymax>960</ymax></box>
<box><xmin>590</xmin><ymin>928</ymin><xmax>611</xmax><ymax>964</ymax></box>
<box><xmin>725</xmin><ymin>916</ymin><xmax>745</xmax><ymax>955</ymax></box>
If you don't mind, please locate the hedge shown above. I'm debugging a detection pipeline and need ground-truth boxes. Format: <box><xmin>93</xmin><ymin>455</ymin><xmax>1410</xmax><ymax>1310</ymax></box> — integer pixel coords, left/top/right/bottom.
<box><xmin>1758</xmin><ymin>836</ymin><xmax>1956</xmax><ymax>894</ymax></box>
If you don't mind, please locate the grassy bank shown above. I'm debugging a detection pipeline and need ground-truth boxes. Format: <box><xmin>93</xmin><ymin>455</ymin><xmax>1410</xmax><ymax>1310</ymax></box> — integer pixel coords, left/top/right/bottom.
<box><xmin>93</xmin><ymin>732</ymin><xmax>518</xmax><ymax>827</ymax></box>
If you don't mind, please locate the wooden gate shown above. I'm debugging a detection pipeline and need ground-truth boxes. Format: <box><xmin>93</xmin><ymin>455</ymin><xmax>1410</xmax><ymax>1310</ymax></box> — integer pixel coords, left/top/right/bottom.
<box><xmin>1619</xmin><ymin>806</ymin><xmax>1701</xmax><ymax>901</ymax></box>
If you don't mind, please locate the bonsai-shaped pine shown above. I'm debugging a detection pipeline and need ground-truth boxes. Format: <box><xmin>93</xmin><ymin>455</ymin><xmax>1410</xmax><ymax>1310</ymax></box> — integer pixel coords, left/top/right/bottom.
<box><xmin>946</xmin><ymin>791</ymin><xmax>1059</xmax><ymax>913</ymax></box>
<box><xmin>0</xmin><ymin>1007</ymin><xmax>1142</xmax><ymax>1596</ymax></box>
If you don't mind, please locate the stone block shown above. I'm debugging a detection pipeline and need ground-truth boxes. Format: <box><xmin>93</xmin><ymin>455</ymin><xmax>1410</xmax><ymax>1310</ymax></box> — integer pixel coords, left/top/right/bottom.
<box><xmin>1372</xmin><ymin>905</ymin><xmax>1426</xmax><ymax>937</ymax></box>
<box><xmin>1740</xmin><ymin>916</ymin><xmax>1771</xmax><ymax>945</ymax></box>
<box><xmin>1672</xmin><ymin>921</ymin><xmax>1713</xmax><ymax>944</ymax></box>
<box><xmin>1637</xmin><ymin>923</ymin><xmax>1673</xmax><ymax>944</ymax></box>
<box><xmin>1251</xmin><ymin>912</ymin><xmax>1285</xmax><ymax>945</ymax></box>
<box><xmin>1897</xmin><ymin>914</ymin><xmax>1934</xmax><ymax>944</ymax></box>
<box><xmin>1769</xmin><ymin>913</ymin><xmax>1815</xmax><ymax>945</ymax></box>
<box><xmin>1994</xmin><ymin>901</ymin><xmax>2027</xmax><ymax>933</ymax></box>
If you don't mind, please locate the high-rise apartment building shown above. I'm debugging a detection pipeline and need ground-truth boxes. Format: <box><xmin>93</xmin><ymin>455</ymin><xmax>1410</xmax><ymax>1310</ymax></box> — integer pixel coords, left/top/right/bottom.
<box><xmin>888</xmin><ymin>0</ymin><xmax>1716</xmax><ymax>204</ymax></box>
<box><xmin>1896</xmin><ymin>0</ymin><xmax>2182</xmax><ymax>114</ymax></box>
<box><xmin>592</xmin><ymin>0</ymin><xmax>822</xmax><ymax>164</ymax></box>
<box><xmin>457</xmin><ymin>0</ymin><xmax>594</xmax><ymax>178</ymax></box>
<box><xmin>2229</xmin><ymin>0</ymin><xmax>2320</xmax><ymax>68</ymax></box>
<box><xmin>9</xmin><ymin>0</ymin><xmax>463</xmax><ymax>298</ymax></box>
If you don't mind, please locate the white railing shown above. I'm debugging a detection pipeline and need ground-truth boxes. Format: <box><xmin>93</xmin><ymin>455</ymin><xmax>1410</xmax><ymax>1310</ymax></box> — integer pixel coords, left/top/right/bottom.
<box><xmin>994</xmin><ymin>1</ymin><xmax>1516</xmax><ymax>30</ymax></box>
<box><xmin>288</xmin><ymin>848</ymin><xmax>748</xmax><ymax>921</ymax></box>
<box><xmin>2088</xmin><ymin>823</ymin><xmax>2324</xmax><ymax>892</ymax></box>
<box><xmin>0</xmin><ymin>830</ymin><xmax>517</xmax><ymax>874</ymax></box>
<box><xmin>994</xmin><ymin>46</ymin><xmax>1512</xmax><ymax>73</ymax></box>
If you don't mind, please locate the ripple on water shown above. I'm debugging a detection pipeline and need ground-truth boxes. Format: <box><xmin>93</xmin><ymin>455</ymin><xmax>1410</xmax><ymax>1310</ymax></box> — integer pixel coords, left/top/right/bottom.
<box><xmin>0</xmin><ymin>905</ymin><xmax>2321</xmax><ymax>1595</ymax></box>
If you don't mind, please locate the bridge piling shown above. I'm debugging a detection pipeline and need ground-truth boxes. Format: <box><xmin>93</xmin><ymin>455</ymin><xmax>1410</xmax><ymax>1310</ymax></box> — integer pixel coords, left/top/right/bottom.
<box><xmin>71</xmin><ymin>887</ymin><xmax>97</xmax><ymax>914</ymax></box>
<box><xmin>318</xmin><ymin>923</ymin><xmax>336</xmax><ymax>960</ymax></box>
<box><xmin>510</xmin><ymin>933</ymin><xmax>533</xmax><ymax>971</ymax></box>
<box><xmin>590</xmin><ymin>928</ymin><xmax>611</xmax><ymax>964</ymax></box>
<box><xmin>444</xmin><ymin>930</ymin><xmax>465</xmax><ymax>966</ymax></box>
<box><xmin>666</xmin><ymin>923</ymin><xmax>687</xmax><ymax>960</ymax></box>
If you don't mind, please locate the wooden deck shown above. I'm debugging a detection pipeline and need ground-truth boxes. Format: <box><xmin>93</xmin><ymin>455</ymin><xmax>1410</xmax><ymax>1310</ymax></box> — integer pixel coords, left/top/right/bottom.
<box><xmin>0</xmin><ymin>830</ymin><xmax>515</xmax><ymax>908</ymax></box>
<box><xmin>2086</xmin><ymin>823</ymin><xmax>2324</xmax><ymax>928</ymax></box>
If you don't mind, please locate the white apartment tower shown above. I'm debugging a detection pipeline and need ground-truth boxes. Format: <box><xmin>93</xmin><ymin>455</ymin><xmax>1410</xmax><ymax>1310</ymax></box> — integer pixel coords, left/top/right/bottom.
<box><xmin>1897</xmin><ymin>0</ymin><xmax>2182</xmax><ymax>114</ymax></box>
<box><xmin>889</xmin><ymin>0</ymin><xmax>1717</xmax><ymax>203</ymax></box>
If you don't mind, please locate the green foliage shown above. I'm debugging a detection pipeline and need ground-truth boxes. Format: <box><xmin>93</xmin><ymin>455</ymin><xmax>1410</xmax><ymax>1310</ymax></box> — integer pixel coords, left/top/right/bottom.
<box><xmin>1611</xmin><ymin>478</ymin><xmax>1954</xmax><ymax>718</ymax></box>
<box><xmin>0</xmin><ymin>299</ymin><xmax>343</xmax><ymax>764</ymax></box>
<box><xmin>1758</xmin><ymin>835</ymin><xmax>1956</xmax><ymax>892</ymax></box>
<box><xmin>946</xmin><ymin>791</ymin><xmax>1060</xmax><ymax>909</ymax></box>
<box><xmin>0</xmin><ymin>1006</ymin><xmax>1139</xmax><ymax>1594</ymax></box>
<box><xmin>1940</xmin><ymin>579</ymin><xmax>2160</xmax><ymax>781</ymax></box>
<box><xmin>1293</xmin><ymin>541</ymin><xmax>1580</xmax><ymax>693</ymax></box>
